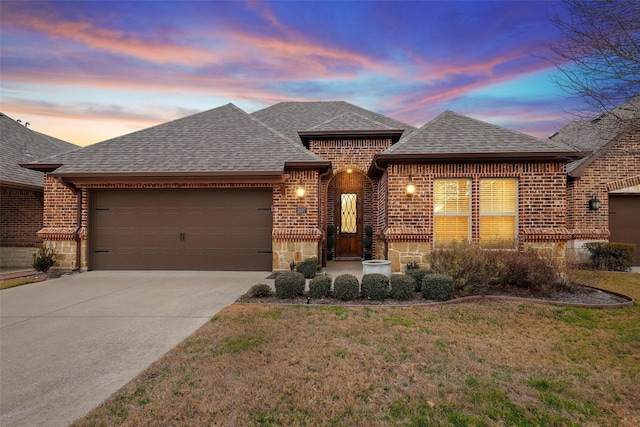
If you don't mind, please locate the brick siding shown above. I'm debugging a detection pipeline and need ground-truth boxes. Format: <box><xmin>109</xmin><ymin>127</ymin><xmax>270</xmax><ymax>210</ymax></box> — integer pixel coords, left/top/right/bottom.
<box><xmin>0</xmin><ymin>186</ymin><xmax>43</xmax><ymax>247</ymax></box>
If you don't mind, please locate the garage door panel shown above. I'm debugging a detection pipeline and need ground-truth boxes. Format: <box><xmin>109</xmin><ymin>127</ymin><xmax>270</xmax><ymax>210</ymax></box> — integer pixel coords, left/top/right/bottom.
<box><xmin>609</xmin><ymin>195</ymin><xmax>640</xmax><ymax>265</ymax></box>
<box><xmin>91</xmin><ymin>189</ymin><xmax>273</xmax><ymax>270</ymax></box>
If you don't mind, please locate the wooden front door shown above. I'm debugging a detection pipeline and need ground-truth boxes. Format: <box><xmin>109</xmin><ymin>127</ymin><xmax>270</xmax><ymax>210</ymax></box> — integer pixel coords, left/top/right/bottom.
<box><xmin>335</xmin><ymin>190</ymin><xmax>362</xmax><ymax>258</ymax></box>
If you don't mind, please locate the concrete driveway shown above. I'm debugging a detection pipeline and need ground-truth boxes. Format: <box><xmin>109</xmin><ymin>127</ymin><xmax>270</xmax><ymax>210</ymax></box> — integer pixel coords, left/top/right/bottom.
<box><xmin>0</xmin><ymin>270</ymin><xmax>266</xmax><ymax>427</ymax></box>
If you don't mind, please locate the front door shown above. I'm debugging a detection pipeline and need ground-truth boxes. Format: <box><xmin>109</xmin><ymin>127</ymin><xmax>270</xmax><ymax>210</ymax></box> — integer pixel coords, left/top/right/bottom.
<box><xmin>335</xmin><ymin>190</ymin><xmax>362</xmax><ymax>258</ymax></box>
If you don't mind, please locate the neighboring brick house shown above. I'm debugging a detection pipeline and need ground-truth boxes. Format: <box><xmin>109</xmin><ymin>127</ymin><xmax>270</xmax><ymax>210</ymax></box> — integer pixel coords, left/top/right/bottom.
<box><xmin>22</xmin><ymin>102</ymin><xmax>580</xmax><ymax>272</ymax></box>
<box><xmin>551</xmin><ymin>97</ymin><xmax>640</xmax><ymax>265</ymax></box>
<box><xmin>1</xmin><ymin>113</ymin><xmax>78</xmax><ymax>268</ymax></box>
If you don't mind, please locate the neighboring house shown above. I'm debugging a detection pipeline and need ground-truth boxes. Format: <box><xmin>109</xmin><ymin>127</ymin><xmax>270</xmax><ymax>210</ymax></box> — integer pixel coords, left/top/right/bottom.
<box><xmin>551</xmin><ymin>96</ymin><xmax>640</xmax><ymax>265</ymax></box>
<box><xmin>22</xmin><ymin>102</ymin><xmax>581</xmax><ymax>272</ymax></box>
<box><xmin>1</xmin><ymin>113</ymin><xmax>78</xmax><ymax>268</ymax></box>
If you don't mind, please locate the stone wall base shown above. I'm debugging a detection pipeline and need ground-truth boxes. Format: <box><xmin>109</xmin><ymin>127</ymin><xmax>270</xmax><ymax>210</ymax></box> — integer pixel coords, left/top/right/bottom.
<box><xmin>272</xmin><ymin>241</ymin><xmax>318</xmax><ymax>271</ymax></box>
<box><xmin>43</xmin><ymin>240</ymin><xmax>87</xmax><ymax>270</ymax></box>
<box><xmin>387</xmin><ymin>242</ymin><xmax>432</xmax><ymax>273</ymax></box>
<box><xmin>0</xmin><ymin>246</ymin><xmax>37</xmax><ymax>268</ymax></box>
<box><xmin>566</xmin><ymin>239</ymin><xmax>603</xmax><ymax>266</ymax></box>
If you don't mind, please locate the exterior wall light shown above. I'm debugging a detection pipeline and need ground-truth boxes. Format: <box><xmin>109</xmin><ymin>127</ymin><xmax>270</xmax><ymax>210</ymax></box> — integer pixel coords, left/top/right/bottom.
<box><xmin>406</xmin><ymin>176</ymin><xmax>416</xmax><ymax>196</ymax></box>
<box><xmin>296</xmin><ymin>181</ymin><xmax>306</xmax><ymax>198</ymax></box>
<box><xmin>588</xmin><ymin>193</ymin><xmax>601</xmax><ymax>211</ymax></box>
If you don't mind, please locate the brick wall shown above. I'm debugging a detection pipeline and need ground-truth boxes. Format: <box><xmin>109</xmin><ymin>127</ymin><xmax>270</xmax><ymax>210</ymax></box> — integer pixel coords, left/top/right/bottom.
<box><xmin>382</xmin><ymin>161</ymin><xmax>570</xmax><ymax>271</ymax></box>
<box><xmin>0</xmin><ymin>186</ymin><xmax>43</xmax><ymax>246</ymax></box>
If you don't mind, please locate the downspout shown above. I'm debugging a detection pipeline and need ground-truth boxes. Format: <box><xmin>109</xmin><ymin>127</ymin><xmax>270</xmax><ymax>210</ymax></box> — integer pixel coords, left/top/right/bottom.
<box><xmin>318</xmin><ymin>168</ymin><xmax>332</xmax><ymax>267</ymax></box>
<box><xmin>59</xmin><ymin>178</ymin><xmax>83</xmax><ymax>271</ymax></box>
<box><xmin>370</xmin><ymin>159</ymin><xmax>389</xmax><ymax>260</ymax></box>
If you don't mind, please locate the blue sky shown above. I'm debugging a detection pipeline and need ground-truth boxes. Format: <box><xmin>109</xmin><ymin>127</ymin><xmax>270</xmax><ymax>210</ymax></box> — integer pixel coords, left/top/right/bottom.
<box><xmin>1</xmin><ymin>1</ymin><xmax>586</xmax><ymax>146</ymax></box>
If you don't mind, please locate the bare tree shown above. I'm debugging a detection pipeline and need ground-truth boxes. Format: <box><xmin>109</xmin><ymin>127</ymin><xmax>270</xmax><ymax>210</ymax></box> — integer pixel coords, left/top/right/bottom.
<box><xmin>549</xmin><ymin>0</ymin><xmax>640</xmax><ymax>121</ymax></box>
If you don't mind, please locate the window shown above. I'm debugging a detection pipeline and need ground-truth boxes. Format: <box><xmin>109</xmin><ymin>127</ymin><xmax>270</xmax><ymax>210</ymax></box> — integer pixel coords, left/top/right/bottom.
<box><xmin>434</xmin><ymin>179</ymin><xmax>471</xmax><ymax>247</ymax></box>
<box><xmin>340</xmin><ymin>193</ymin><xmax>357</xmax><ymax>234</ymax></box>
<box><xmin>480</xmin><ymin>179</ymin><xmax>517</xmax><ymax>249</ymax></box>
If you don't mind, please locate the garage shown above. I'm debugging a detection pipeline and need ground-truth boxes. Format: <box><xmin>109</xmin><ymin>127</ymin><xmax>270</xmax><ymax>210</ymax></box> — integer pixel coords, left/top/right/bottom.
<box><xmin>609</xmin><ymin>194</ymin><xmax>640</xmax><ymax>265</ymax></box>
<box><xmin>90</xmin><ymin>188</ymin><xmax>272</xmax><ymax>270</ymax></box>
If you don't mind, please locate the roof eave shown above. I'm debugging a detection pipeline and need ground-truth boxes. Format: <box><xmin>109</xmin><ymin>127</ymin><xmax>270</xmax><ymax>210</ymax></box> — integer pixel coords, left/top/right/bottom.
<box><xmin>284</xmin><ymin>161</ymin><xmax>332</xmax><ymax>172</ymax></box>
<box><xmin>19</xmin><ymin>163</ymin><xmax>63</xmax><ymax>173</ymax></box>
<box><xmin>0</xmin><ymin>180</ymin><xmax>43</xmax><ymax>192</ymax></box>
<box><xmin>298</xmin><ymin>129</ymin><xmax>405</xmax><ymax>148</ymax></box>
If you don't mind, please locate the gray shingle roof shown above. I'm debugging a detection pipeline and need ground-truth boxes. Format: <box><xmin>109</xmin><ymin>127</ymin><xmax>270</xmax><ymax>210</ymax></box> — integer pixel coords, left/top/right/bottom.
<box><xmin>385</xmin><ymin>110</ymin><xmax>577</xmax><ymax>156</ymax></box>
<box><xmin>24</xmin><ymin>104</ymin><xmax>328</xmax><ymax>176</ymax></box>
<box><xmin>550</xmin><ymin>96</ymin><xmax>640</xmax><ymax>175</ymax></box>
<box><xmin>251</xmin><ymin>101</ymin><xmax>417</xmax><ymax>143</ymax></box>
<box><xmin>1</xmin><ymin>113</ymin><xmax>78</xmax><ymax>188</ymax></box>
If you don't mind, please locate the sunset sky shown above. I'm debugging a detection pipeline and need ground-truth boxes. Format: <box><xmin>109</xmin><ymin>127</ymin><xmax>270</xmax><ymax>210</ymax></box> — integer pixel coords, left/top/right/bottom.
<box><xmin>1</xmin><ymin>1</ymin><xmax>587</xmax><ymax>147</ymax></box>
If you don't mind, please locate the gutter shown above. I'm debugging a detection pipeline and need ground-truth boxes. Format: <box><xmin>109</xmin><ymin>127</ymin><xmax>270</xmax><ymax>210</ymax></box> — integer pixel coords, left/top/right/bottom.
<box><xmin>369</xmin><ymin>159</ymin><xmax>389</xmax><ymax>260</ymax></box>
<box><xmin>58</xmin><ymin>178</ymin><xmax>83</xmax><ymax>272</ymax></box>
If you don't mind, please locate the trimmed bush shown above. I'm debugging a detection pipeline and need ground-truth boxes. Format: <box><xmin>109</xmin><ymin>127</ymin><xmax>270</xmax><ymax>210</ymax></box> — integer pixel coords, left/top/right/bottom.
<box><xmin>308</xmin><ymin>275</ymin><xmax>332</xmax><ymax>299</ymax></box>
<box><xmin>32</xmin><ymin>243</ymin><xmax>56</xmax><ymax>272</ymax></box>
<box><xmin>585</xmin><ymin>241</ymin><xmax>635</xmax><ymax>272</ymax></box>
<box><xmin>249</xmin><ymin>283</ymin><xmax>273</xmax><ymax>298</ymax></box>
<box><xmin>406</xmin><ymin>268</ymin><xmax>435</xmax><ymax>292</ymax></box>
<box><xmin>275</xmin><ymin>271</ymin><xmax>305</xmax><ymax>299</ymax></box>
<box><xmin>422</xmin><ymin>274</ymin><xmax>454</xmax><ymax>301</ymax></box>
<box><xmin>333</xmin><ymin>274</ymin><xmax>360</xmax><ymax>301</ymax></box>
<box><xmin>390</xmin><ymin>275</ymin><xmax>415</xmax><ymax>301</ymax></box>
<box><xmin>361</xmin><ymin>273</ymin><xmax>389</xmax><ymax>300</ymax></box>
<box><xmin>296</xmin><ymin>257</ymin><xmax>318</xmax><ymax>279</ymax></box>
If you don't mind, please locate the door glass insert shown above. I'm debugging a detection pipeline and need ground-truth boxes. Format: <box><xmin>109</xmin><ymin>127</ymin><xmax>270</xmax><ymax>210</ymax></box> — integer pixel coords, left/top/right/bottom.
<box><xmin>340</xmin><ymin>193</ymin><xmax>357</xmax><ymax>234</ymax></box>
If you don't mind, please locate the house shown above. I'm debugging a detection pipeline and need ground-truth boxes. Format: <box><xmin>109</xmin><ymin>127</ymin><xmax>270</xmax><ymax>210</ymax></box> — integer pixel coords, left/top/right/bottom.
<box><xmin>1</xmin><ymin>113</ymin><xmax>78</xmax><ymax>268</ymax></box>
<box><xmin>551</xmin><ymin>96</ymin><xmax>640</xmax><ymax>265</ymax></box>
<box><xmin>21</xmin><ymin>102</ymin><xmax>581</xmax><ymax>272</ymax></box>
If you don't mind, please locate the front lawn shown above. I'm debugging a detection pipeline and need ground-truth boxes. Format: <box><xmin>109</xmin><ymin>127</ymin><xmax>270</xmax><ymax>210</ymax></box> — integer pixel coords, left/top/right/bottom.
<box><xmin>73</xmin><ymin>270</ymin><xmax>639</xmax><ymax>426</ymax></box>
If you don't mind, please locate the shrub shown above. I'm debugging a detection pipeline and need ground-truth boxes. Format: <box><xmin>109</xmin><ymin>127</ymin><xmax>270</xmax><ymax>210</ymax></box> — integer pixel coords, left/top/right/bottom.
<box><xmin>249</xmin><ymin>283</ymin><xmax>273</xmax><ymax>298</ymax></box>
<box><xmin>296</xmin><ymin>257</ymin><xmax>318</xmax><ymax>279</ymax></box>
<box><xmin>422</xmin><ymin>274</ymin><xmax>454</xmax><ymax>301</ymax></box>
<box><xmin>498</xmin><ymin>249</ymin><xmax>559</xmax><ymax>294</ymax></box>
<box><xmin>390</xmin><ymin>275</ymin><xmax>415</xmax><ymax>300</ymax></box>
<box><xmin>275</xmin><ymin>271</ymin><xmax>305</xmax><ymax>299</ymax></box>
<box><xmin>405</xmin><ymin>261</ymin><xmax>420</xmax><ymax>271</ymax></box>
<box><xmin>32</xmin><ymin>243</ymin><xmax>56</xmax><ymax>272</ymax></box>
<box><xmin>361</xmin><ymin>273</ymin><xmax>389</xmax><ymax>300</ymax></box>
<box><xmin>308</xmin><ymin>276</ymin><xmax>332</xmax><ymax>299</ymax></box>
<box><xmin>333</xmin><ymin>274</ymin><xmax>360</xmax><ymax>301</ymax></box>
<box><xmin>584</xmin><ymin>241</ymin><xmax>635</xmax><ymax>272</ymax></box>
<box><xmin>406</xmin><ymin>268</ymin><xmax>435</xmax><ymax>292</ymax></box>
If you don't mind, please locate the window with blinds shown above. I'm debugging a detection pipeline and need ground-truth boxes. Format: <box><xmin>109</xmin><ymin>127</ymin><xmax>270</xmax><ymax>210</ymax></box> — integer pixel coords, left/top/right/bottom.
<box><xmin>480</xmin><ymin>178</ymin><xmax>517</xmax><ymax>248</ymax></box>
<box><xmin>434</xmin><ymin>179</ymin><xmax>471</xmax><ymax>247</ymax></box>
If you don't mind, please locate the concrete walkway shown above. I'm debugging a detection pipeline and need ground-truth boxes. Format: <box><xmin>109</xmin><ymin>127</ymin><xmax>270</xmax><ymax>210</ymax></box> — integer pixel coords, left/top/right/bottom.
<box><xmin>0</xmin><ymin>270</ymin><xmax>266</xmax><ymax>427</ymax></box>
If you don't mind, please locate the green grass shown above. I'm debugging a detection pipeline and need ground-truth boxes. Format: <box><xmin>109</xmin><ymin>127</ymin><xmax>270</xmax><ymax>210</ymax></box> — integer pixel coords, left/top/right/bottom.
<box><xmin>73</xmin><ymin>269</ymin><xmax>640</xmax><ymax>426</ymax></box>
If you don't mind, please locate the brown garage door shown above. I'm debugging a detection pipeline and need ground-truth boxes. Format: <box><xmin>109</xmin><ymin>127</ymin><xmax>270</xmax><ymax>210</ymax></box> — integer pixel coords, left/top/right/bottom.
<box><xmin>90</xmin><ymin>189</ymin><xmax>272</xmax><ymax>270</ymax></box>
<box><xmin>609</xmin><ymin>194</ymin><xmax>640</xmax><ymax>265</ymax></box>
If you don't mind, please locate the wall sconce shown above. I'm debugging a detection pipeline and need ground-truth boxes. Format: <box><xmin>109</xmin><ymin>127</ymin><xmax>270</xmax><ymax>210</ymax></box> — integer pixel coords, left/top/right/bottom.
<box><xmin>295</xmin><ymin>181</ymin><xmax>306</xmax><ymax>198</ymax></box>
<box><xmin>588</xmin><ymin>194</ymin><xmax>601</xmax><ymax>211</ymax></box>
<box><xmin>406</xmin><ymin>176</ymin><xmax>416</xmax><ymax>196</ymax></box>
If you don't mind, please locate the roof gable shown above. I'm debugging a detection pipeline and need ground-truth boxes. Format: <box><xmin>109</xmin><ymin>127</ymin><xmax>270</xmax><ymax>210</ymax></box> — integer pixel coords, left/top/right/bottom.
<box><xmin>1</xmin><ymin>113</ymin><xmax>78</xmax><ymax>189</ymax></box>
<box><xmin>251</xmin><ymin>101</ymin><xmax>417</xmax><ymax>143</ymax></box>
<box><xmin>24</xmin><ymin>104</ymin><xmax>328</xmax><ymax>177</ymax></box>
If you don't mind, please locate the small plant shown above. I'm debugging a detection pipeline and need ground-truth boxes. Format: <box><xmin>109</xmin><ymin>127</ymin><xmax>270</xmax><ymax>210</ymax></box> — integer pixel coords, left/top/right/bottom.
<box><xmin>363</xmin><ymin>225</ymin><xmax>374</xmax><ymax>260</ymax></box>
<box><xmin>333</xmin><ymin>274</ymin><xmax>360</xmax><ymax>301</ymax></box>
<box><xmin>406</xmin><ymin>268</ymin><xmax>435</xmax><ymax>292</ymax></box>
<box><xmin>405</xmin><ymin>261</ymin><xmax>420</xmax><ymax>271</ymax></box>
<box><xmin>361</xmin><ymin>273</ymin><xmax>389</xmax><ymax>300</ymax></box>
<box><xmin>289</xmin><ymin>260</ymin><xmax>296</xmax><ymax>271</ymax></box>
<box><xmin>422</xmin><ymin>274</ymin><xmax>454</xmax><ymax>301</ymax></box>
<box><xmin>296</xmin><ymin>257</ymin><xmax>318</xmax><ymax>279</ymax></box>
<box><xmin>32</xmin><ymin>243</ymin><xmax>57</xmax><ymax>272</ymax></box>
<box><xmin>249</xmin><ymin>283</ymin><xmax>273</xmax><ymax>298</ymax></box>
<box><xmin>584</xmin><ymin>241</ymin><xmax>635</xmax><ymax>272</ymax></box>
<box><xmin>308</xmin><ymin>276</ymin><xmax>332</xmax><ymax>298</ymax></box>
<box><xmin>390</xmin><ymin>275</ymin><xmax>415</xmax><ymax>300</ymax></box>
<box><xmin>327</xmin><ymin>225</ymin><xmax>336</xmax><ymax>260</ymax></box>
<box><xmin>275</xmin><ymin>271</ymin><xmax>305</xmax><ymax>299</ymax></box>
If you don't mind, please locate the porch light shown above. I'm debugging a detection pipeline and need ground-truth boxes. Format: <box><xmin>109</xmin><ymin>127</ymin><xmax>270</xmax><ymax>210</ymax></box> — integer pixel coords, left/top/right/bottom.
<box><xmin>346</xmin><ymin>168</ymin><xmax>353</xmax><ymax>174</ymax></box>
<box><xmin>296</xmin><ymin>181</ymin><xmax>306</xmax><ymax>198</ymax></box>
<box><xmin>588</xmin><ymin>194</ymin><xmax>601</xmax><ymax>211</ymax></box>
<box><xmin>406</xmin><ymin>176</ymin><xmax>416</xmax><ymax>196</ymax></box>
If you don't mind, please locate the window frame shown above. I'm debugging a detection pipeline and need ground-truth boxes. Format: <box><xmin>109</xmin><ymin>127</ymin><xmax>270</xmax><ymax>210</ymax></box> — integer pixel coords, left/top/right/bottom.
<box><xmin>433</xmin><ymin>178</ymin><xmax>472</xmax><ymax>248</ymax></box>
<box><xmin>479</xmin><ymin>178</ymin><xmax>518</xmax><ymax>250</ymax></box>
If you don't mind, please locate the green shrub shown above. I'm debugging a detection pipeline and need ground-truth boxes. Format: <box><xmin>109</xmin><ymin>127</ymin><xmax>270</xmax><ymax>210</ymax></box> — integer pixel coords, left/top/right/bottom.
<box><xmin>405</xmin><ymin>261</ymin><xmax>420</xmax><ymax>271</ymax></box>
<box><xmin>32</xmin><ymin>243</ymin><xmax>56</xmax><ymax>272</ymax></box>
<box><xmin>364</xmin><ymin>225</ymin><xmax>373</xmax><ymax>236</ymax></box>
<box><xmin>333</xmin><ymin>274</ymin><xmax>360</xmax><ymax>301</ymax></box>
<box><xmin>390</xmin><ymin>274</ymin><xmax>415</xmax><ymax>300</ymax></box>
<box><xmin>249</xmin><ymin>283</ymin><xmax>273</xmax><ymax>298</ymax></box>
<box><xmin>296</xmin><ymin>257</ymin><xmax>318</xmax><ymax>279</ymax></box>
<box><xmin>584</xmin><ymin>241</ymin><xmax>635</xmax><ymax>272</ymax></box>
<box><xmin>362</xmin><ymin>235</ymin><xmax>373</xmax><ymax>248</ymax></box>
<box><xmin>275</xmin><ymin>271</ymin><xmax>305</xmax><ymax>299</ymax></box>
<box><xmin>406</xmin><ymin>268</ymin><xmax>435</xmax><ymax>292</ymax></box>
<box><xmin>422</xmin><ymin>274</ymin><xmax>454</xmax><ymax>301</ymax></box>
<box><xmin>361</xmin><ymin>273</ymin><xmax>389</xmax><ymax>300</ymax></box>
<box><xmin>308</xmin><ymin>276</ymin><xmax>332</xmax><ymax>298</ymax></box>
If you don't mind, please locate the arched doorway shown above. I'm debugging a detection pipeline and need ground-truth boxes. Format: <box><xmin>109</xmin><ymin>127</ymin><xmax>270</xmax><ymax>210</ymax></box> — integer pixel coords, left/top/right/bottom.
<box><xmin>327</xmin><ymin>170</ymin><xmax>373</xmax><ymax>260</ymax></box>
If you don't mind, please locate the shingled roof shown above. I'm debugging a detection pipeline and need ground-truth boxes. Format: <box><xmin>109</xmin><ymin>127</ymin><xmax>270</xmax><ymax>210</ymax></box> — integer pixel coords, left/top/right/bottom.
<box><xmin>23</xmin><ymin>104</ymin><xmax>329</xmax><ymax>177</ymax></box>
<box><xmin>1</xmin><ymin>113</ymin><xmax>78</xmax><ymax>189</ymax></box>
<box><xmin>550</xmin><ymin>96</ymin><xmax>640</xmax><ymax>176</ymax></box>
<box><xmin>251</xmin><ymin>101</ymin><xmax>417</xmax><ymax>144</ymax></box>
